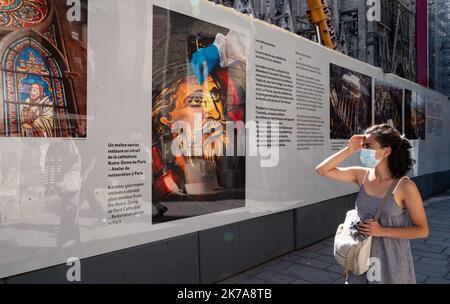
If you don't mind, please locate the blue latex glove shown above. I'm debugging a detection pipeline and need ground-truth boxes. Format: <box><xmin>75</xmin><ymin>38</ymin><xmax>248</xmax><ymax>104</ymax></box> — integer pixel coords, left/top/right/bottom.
<box><xmin>191</xmin><ymin>44</ymin><xmax>220</xmax><ymax>85</ymax></box>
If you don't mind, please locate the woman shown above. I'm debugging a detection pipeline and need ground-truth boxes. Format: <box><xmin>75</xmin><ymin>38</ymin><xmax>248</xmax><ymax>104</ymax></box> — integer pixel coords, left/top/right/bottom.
<box><xmin>315</xmin><ymin>124</ymin><xmax>429</xmax><ymax>284</ymax></box>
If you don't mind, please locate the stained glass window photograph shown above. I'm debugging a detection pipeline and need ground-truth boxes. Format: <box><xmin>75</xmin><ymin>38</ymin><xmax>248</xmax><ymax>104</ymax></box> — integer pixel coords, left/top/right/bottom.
<box><xmin>0</xmin><ymin>0</ymin><xmax>87</xmax><ymax>138</ymax></box>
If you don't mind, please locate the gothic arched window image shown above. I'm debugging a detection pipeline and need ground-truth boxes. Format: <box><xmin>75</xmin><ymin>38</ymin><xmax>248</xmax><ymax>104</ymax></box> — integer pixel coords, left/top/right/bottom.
<box><xmin>0</xmin><ymin>0</ymin><xmax>88</xmax><ymax>138</ymax></box>
<box><xmin>2</xmin><ymin>37</ymin><xmax>71</xmax><ymax>137</ymax></box>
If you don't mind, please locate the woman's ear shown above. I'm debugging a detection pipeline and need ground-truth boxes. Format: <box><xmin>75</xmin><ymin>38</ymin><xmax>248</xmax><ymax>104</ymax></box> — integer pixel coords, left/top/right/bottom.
<box><xmin>383</xmin><ymin>147</ymin><xmax>392</xmax><ymax>158</ymax></box>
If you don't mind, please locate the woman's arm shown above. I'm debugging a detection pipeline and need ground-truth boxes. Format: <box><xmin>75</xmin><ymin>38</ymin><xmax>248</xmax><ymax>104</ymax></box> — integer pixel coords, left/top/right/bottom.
<box><xmin>315</xmin><ymin>135</ymin><xmax>366</xmax><ymax>185</ymax></box>
<box><xmin>360</xmin><ymin>179</ymin><xmax>429</xmax><ymax>240</ymax></box>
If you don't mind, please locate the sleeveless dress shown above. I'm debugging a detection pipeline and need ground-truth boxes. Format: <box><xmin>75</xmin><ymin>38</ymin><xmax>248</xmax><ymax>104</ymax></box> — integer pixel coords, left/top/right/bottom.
<box><xmin>348</xmin><ymin>170</ymin><xmax>416</xmax><ymax>284</ymax></box>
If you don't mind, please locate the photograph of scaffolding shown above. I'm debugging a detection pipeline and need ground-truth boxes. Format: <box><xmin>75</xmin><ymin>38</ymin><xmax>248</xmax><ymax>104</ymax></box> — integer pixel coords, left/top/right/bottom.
<box><xmin>330</xmin><ymin>63</ymin><xmax>372</xmax><ymax>139</ymax></box>
<box><xmin>405</xmin><ymin>89</ymin><xmax>426</xmax><ymax>140</ymax></box>
<box><xmin>374</xmin><ymin>80</ymin><xmax>404</xmax><ymax>133</ymax></box>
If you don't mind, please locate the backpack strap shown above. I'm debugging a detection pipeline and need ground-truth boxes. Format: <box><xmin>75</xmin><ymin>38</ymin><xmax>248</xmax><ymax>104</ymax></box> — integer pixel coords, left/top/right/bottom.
<box><xmin>374</xmin><ymin>178</ymin><xmax>401</xmax><ymax>221</ymax></box>
<box><xmin>343</xmin><ymin>245</ymin><xmax>356</xmax><ymax>282</ymax></box>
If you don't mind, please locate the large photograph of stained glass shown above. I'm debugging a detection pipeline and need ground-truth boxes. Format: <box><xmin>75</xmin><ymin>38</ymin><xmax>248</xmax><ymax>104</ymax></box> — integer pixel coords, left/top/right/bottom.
<box><xmin>152</xmin><ymin>5</ymin><xmax>246</xmax><ymax>224</ymax></box>
<box><xmin>0</xmin><ymin>0</ymin><xmax>88</xmax><ymax>138</ymax></box>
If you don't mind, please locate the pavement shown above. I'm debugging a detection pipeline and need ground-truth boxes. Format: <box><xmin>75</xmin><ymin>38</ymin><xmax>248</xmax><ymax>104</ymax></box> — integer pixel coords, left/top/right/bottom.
<box><xmin>219</xmin><ymin>189</ymin><xmax>450</xmax><ymax>284</ymax></box>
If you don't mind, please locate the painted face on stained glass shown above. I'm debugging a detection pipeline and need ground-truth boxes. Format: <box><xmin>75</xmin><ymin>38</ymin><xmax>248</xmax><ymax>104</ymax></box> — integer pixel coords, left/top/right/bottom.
<box><xmin>158</xmin><ymin>74</ymin><xmax>228</xmax><ymax>161</ymax></box>
<box><xmin>161</xmin><ymin>75</ymin><xmax>225</xmax><ymax>129</ymax></box>
<box><xmin>29</xmin><ymin>84</ymin><xmax>44</xmax><ymax>101</ymax></box>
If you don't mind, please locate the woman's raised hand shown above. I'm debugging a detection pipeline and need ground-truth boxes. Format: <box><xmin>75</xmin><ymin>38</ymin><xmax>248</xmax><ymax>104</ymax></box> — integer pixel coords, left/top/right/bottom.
<box><xmin>348</xmin><ymin>135</ymin><xmax>366</xmax><ymax>154</ymax></box>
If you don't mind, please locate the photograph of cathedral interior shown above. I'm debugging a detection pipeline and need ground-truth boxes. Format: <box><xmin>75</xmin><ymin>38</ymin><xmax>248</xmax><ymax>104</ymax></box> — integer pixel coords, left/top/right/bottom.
<box><xmin>0</xmin><ymin>0</ymin><xmax>87</xmax><ymax>138</ymax></box>
<box><xmin>330</xmin><ymin>63</ymin><xmax>372</xmax><ymax>139</ymax></box>
<box><xmin>405</xmin><ymin>89</ymin><xmax>426</xmax><ymax>140</ymax></box>
<box><xmin>374</xmin><ymin>80</ymin><xmax>404</xmax><ymax>133</ymax></box>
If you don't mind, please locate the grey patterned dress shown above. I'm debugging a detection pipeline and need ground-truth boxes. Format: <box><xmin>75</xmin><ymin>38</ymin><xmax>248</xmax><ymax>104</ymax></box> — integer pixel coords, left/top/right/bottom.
<box><xmin>348</xmin><ymin>175</ymin><xmax>416</xmax><ymax>284</ymax></box>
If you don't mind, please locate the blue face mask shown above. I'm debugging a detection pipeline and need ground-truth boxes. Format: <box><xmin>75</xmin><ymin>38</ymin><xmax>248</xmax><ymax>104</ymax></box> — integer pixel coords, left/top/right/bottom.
<box><xmin>360</xmin><ymin>149</ymin><xmax>381</xmax><ymax>168</ymax></box>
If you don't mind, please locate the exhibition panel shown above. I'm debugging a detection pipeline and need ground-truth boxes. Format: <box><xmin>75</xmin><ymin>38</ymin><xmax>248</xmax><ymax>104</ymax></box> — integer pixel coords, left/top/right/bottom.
<box><xmin>0</xmin><ymin>0</ymin><xmax>448</xmax><ymax>279</ymax></box>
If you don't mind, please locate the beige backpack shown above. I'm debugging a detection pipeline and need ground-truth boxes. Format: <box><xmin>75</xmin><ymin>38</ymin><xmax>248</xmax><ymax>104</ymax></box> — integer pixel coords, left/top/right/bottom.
<box><xmin>334</xmin><ymin>179</ymin><xmax>400</xmax><ymax>280</ymax></box>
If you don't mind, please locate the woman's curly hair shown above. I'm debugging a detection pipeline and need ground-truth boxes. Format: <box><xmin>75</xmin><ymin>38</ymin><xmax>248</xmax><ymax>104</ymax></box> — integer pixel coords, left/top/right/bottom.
<box><xmin>365</xmin><ymin>124</ymin><xmax>416</xmax><ymax>179</ymax></box>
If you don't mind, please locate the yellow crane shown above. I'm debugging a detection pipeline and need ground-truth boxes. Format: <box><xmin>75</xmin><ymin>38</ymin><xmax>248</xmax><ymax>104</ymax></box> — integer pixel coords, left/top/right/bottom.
<box><xmin>307</xmin><ymin>0</ymin><xmax>338</xmax><ymax>50</ymax></box>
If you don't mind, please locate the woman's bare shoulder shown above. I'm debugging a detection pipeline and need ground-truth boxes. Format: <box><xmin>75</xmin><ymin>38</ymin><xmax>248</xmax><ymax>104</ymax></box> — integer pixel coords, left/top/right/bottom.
<box><xmin>348</xmin><ymin>167</ymin><xmax>369</xmax><ymax>186</ymax></box>
<box><xmin>397</xmin><ymin>177</ymin><xmax>420</xmax><ymax>195</ymax></box>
